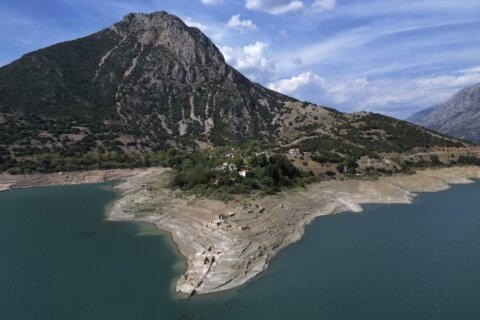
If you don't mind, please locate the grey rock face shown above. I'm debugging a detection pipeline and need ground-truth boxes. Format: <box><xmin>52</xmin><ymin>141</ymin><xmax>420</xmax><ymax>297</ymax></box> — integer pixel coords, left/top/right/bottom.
<box><xmin>97</xmin><ymin>12</ymin><xmax>295</xmax><ymax>145</ymax></box>
<box><xmin>408</xmin><ymin>83</ymin><xmax>480</xmax><ymax>143</ymax></box>
<box><xmin>0</xmin><ymin>11</ymin><xmax>293</xmax><ymax>148</ymax></box>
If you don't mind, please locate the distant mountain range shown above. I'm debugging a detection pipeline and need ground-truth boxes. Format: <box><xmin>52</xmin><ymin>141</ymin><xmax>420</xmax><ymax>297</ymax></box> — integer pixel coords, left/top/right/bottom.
<box><xmin>0</xmin><ymin>11</ymin><xmax>470</xmax><ymax>173</ymax></box>
<box><xmin>408</xmin><ymin>83</ymin><xmax>480</xmax><ymax>143</ymax></box>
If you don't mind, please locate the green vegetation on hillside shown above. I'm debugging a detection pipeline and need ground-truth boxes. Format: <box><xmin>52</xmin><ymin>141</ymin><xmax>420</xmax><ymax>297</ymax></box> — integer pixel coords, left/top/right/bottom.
<box><xmin>297</xmin><ymin>113</ymin><xmax>466</xmax><ymax>168</ymax></box>
<box><xmin>170</xmin><ymin>152</ymin><xmax>311</xmax><ymax>198</ymax></box>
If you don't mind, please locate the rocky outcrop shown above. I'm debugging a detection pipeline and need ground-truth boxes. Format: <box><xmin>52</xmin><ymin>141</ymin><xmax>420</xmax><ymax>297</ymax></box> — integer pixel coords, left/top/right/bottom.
<box><xmin>408</xmin><ymin>83</ymin><xmax>480</xmax><ymax>143</ymax></box>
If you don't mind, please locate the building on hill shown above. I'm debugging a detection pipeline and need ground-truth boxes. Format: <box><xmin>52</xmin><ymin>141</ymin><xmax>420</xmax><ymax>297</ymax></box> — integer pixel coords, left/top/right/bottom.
<box><xmin>215</xmin><ymin>162</ymin><xmax>237</xmax><ymax>171</ymax></box>
<box><xmin>239</xmin><ymin>169</ymin><xmax>253</xmax><ymax>178</ymax></box>
<box><xmin>289</xmin><ymin>148</ymin><xmax>301</xmax><ymax>157</ymax></box>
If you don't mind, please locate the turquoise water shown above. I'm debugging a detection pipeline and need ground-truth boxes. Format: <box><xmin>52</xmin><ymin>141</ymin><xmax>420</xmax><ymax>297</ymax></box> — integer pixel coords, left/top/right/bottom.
<box><xmin>0</xmin><ymin>181</ymin><xmax>479</xmax><ymax>319</ymax></box>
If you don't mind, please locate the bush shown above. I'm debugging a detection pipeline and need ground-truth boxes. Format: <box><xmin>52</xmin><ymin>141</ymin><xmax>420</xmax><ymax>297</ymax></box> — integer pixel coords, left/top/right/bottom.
<box><xmin>325</xmin><ymin>170</ymin><xmax>336</xmax><ymax>177</ymax></box>
<box><xmin>336</xmin><ymin>158</ymin><xmax>358</xmax><ymax>173</ymax></box>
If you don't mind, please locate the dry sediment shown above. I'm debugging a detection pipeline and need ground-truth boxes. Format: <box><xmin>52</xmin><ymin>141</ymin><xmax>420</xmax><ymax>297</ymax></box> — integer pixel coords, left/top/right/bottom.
<box><xmin>0</xmin><ymin>168</ymin><xmax>153</xmax><ymax>191</ymax></box>
<box><xmin>108</xmin><ymin>166</ymin><xmax>480</xmax><ymax>297</ymax></box>
<box><xmin>0</xmin><ymin>184</ymin><xmax>12</xmax><ymax>192</ymax></box>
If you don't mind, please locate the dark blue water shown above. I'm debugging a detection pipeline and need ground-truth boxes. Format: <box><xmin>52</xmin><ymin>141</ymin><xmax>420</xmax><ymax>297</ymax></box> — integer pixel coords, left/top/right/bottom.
<box><xmin>0</xmin><ymin>181</ymin><xmax>479</xmax><ymax>320</ymax></box>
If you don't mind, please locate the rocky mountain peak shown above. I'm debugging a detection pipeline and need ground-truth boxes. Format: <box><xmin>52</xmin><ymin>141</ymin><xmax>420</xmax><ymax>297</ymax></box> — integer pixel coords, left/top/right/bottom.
<box><xmin>110</xmin><ymin>11</ymin><xmax>225</xmax><ymax>66</ymax></box>
<box><xmin>408</xmin><ymin>82</ymin><xmax>480</xmax><ymax>143</ymax></box>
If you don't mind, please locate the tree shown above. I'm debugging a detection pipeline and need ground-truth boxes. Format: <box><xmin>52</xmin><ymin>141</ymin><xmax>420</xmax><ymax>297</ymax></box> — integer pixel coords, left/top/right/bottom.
<box><xmin>336</xmin><ymin>157</ymin><xmax>358</xmax><ymax>173</ymax></box>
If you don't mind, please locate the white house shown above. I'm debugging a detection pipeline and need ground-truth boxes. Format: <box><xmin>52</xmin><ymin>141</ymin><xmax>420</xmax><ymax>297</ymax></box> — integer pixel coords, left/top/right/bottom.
<box><xmin>239</xmin><ymin>169</ymin><xmax>253</xmax><ymax>177</ymax></box>
<box><xmin>289</xmin><ymin>148</ymin><xmax>301</xmax><ymax>156</ymax></box>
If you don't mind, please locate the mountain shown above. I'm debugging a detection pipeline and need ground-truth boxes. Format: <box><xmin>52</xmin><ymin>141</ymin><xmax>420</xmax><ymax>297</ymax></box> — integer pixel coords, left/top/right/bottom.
<box><xmin>408</xmin><ymin>83</ymin><xmax>480</xmax><ymax>143</ymax></box>
<box><xmin>0</xmin><ymin>11</ymin><xmax>471</xmax><ymax>173</ymax></box>
<box><xmin>0</xmin><ymin>12</ymin><xmax>296</xmax><ymax>147</ymax></box>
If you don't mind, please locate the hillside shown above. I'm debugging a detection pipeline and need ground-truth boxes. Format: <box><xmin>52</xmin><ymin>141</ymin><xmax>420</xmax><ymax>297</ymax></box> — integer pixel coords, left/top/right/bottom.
<box><xmin>408</xmin><ymin>83</ymin><xmax>480</xmax><ymax>143</ymax></box>
<box><xmin>0</xmin><ymin>11</ymin><xmax>472</xmax><ymax>175</ymax></box>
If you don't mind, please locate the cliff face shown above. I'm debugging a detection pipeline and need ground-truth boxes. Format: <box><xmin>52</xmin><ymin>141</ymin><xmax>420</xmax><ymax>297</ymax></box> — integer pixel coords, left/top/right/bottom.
<box><xmin>408</xmin><ymin>83</ymin><xmax>480</xmax><ymax>143</ymax></box>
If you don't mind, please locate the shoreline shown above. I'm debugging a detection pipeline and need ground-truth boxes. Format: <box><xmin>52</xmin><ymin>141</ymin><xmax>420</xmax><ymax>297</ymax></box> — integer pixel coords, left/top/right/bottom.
<box><xmin>0</xmin><ymin>168</ymin><xmax>156</xmax><ymax>192</ymax></box>
<box><xmin>3</xmin><ymin>165</ymin><xmax>479</xmax><ymax>297</ymax></box>
<box><xmin>113</xmin><ymin>212</ymin><xmax>189</xmax><ymax>296</ymax></box>
<box><xmin>107</xmin><ymin>165</ymin><xmax>480</xmax><ymax>297</ymax></box>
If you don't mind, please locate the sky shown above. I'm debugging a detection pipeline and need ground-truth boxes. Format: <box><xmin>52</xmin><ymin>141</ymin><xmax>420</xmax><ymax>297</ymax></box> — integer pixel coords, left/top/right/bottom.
<box><xmin>0</xmin><ymin>0</ymin><xmax>479</xmax><ymax>119</ymax></box>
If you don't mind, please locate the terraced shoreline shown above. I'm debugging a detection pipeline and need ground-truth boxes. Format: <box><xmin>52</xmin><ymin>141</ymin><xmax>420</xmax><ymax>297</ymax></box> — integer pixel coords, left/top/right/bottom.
<box><xmin>107</xmin><ymin>166</ymin><xmax>480</xmax><ymax>297</ymax></box>
<box><xmin>0</xmin><ymin>168</ymin><xmax>151</xmax><ymax>192</ymax></box>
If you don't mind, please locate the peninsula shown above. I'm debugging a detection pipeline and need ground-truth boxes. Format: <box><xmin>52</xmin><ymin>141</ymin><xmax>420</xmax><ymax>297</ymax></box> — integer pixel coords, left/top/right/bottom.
<box><xmin>1</xmin><ymin>11</ymin><xmax>479</xmax><ymax>297</ymax></box>
<box><xmin>108</xmin><ymin>164</ymin><xmax>480</xmax><ymax>296</ymax></box>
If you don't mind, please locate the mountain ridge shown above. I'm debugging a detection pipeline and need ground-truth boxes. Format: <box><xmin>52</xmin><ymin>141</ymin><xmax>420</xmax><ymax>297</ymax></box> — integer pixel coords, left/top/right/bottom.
<box><xmin>0</xmin><ymin>11</ymin><xmax>472</xmax><ymax>174</ymax></box>
<box><xmin>408</xmin><ymin>83</ymin><xmax>480</xmax><ymax>143</ymax></box>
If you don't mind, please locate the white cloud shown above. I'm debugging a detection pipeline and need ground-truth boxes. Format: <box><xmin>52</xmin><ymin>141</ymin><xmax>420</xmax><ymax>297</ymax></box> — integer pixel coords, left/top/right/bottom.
<box><xmin>268</xmin><ymin>72</ymin><xmax>325</xmax><ymax>94</ymax></box>
<box><xmin>221</xmin><ymin>41</ymin><xmax>272</xmax><ymax>71</ymax></box>
<box><xmin>245</xmin><ymin>0</ymin><xmax>336</xmax><ymax>15</ymax></box>
<box><xmin>221</xmin><ymin>42</ymin><xmax>275</xmax><ymax>82</ymax></box>
<box><xmin>268</xmin><ymin>68</ymin><xmax>480</xmax><ymax>117</ymax></box>
<box><xmin>227</xmin><ymin>14</ymin><xmax>258</xmax><ymax>32</ymax></box>
<box><xmin>201</xmin><ymin>0</ymin><xmax>223</xmax><ymax>5</ymax></box>
<box><xmin>245</xmin><ymin>0</ymin><xmax>305</xmax><ymax>15</ymax></box>
<box><xmin>311</xmin><ymin>0</ymin><xmax>336</xmax><ymax>13</ymax></box>
<box><xmin>184</xmin><ymin>17</ymin><xmax>208</xmax><ymax>32</ymax></box>
<box><xmin>458</xmin><ymin>66</ymin><xmax>480</xmax><ymax>75</ymax></box>
<box><xmin>413</xmin><ymin>72</ymin><xmax>480</xmax><ymax>93</ymax></box>
<box><xmin>181</xmin><ymin>16</ymin><xmax>232</xmax><ymax>43</ymax></box>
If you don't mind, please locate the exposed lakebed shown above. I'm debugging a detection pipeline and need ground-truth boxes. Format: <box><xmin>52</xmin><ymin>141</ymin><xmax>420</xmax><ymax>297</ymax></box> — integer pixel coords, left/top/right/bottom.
<box><xmin>0</xmin><ymin>181</ymin><xmax>479</xmax><ymax>319</ymax></box>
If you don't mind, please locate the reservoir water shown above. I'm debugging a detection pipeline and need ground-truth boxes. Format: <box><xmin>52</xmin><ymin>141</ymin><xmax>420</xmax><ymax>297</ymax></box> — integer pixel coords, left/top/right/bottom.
<box><xmin>0</xmin><ymin>181</ymin><xmax>479</xmax><ymax>320</ymax></box>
